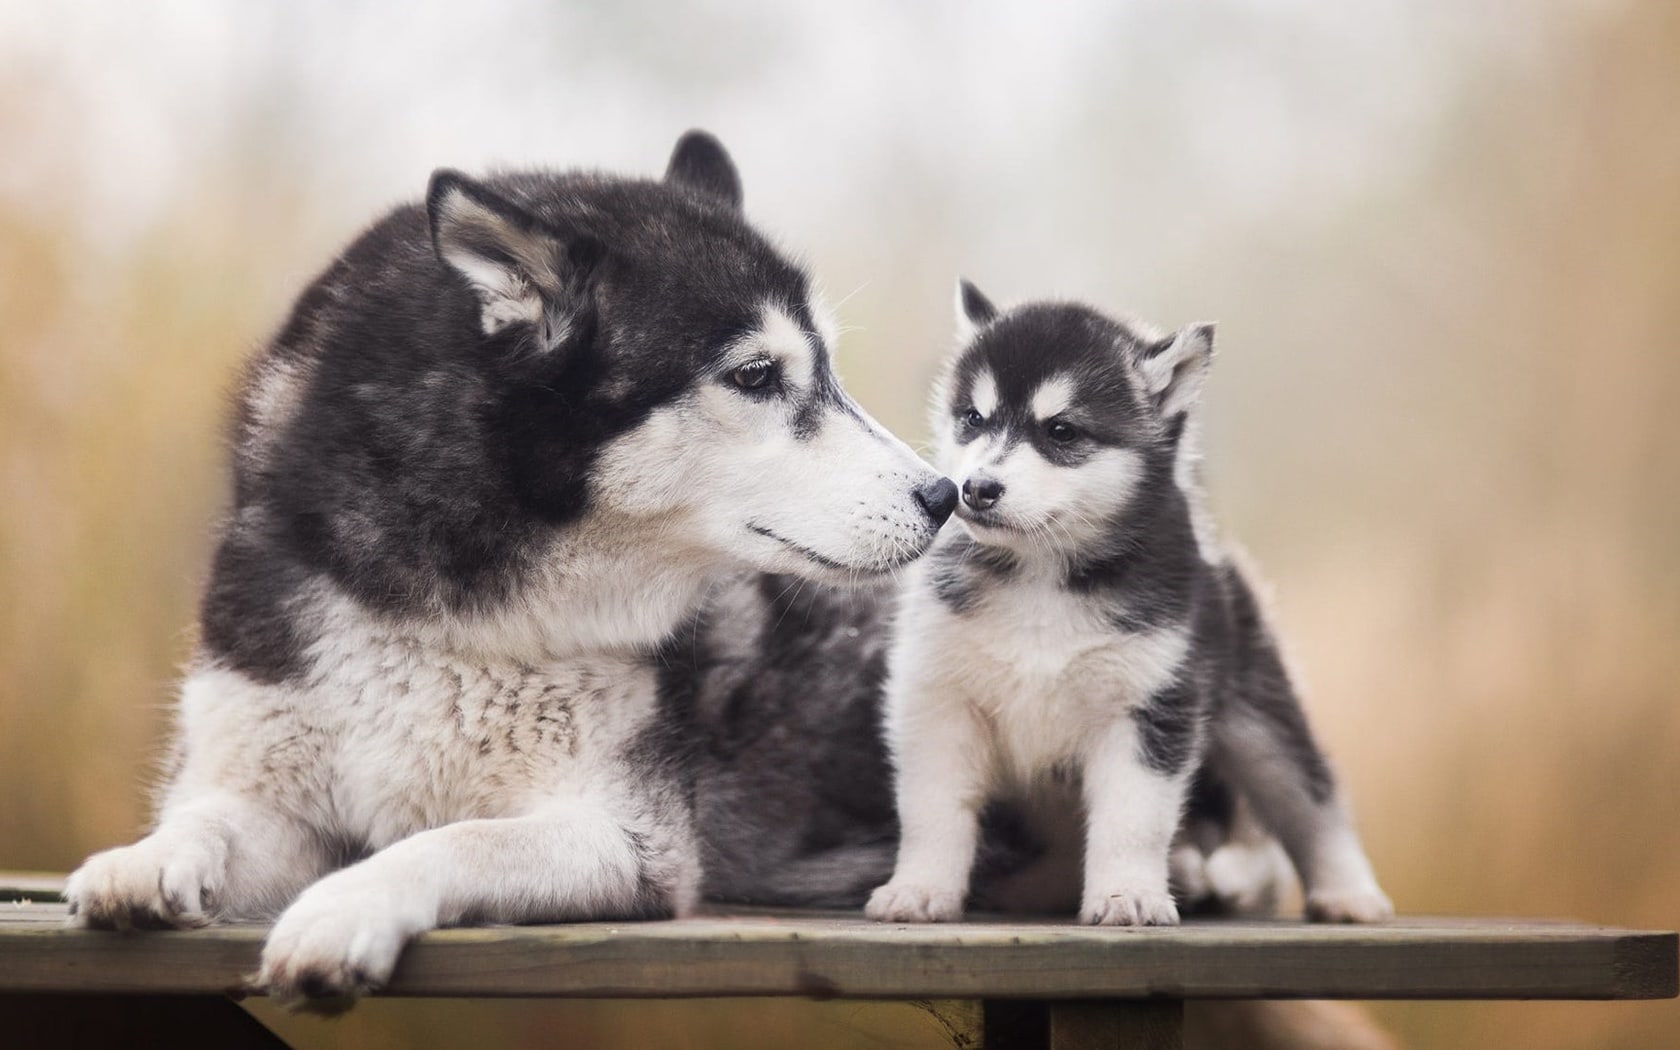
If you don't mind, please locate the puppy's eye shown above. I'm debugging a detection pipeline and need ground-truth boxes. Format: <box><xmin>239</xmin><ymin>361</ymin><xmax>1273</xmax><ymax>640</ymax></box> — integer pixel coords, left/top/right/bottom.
<box><xmin>1046</xmin><ymin>420</ymin><xmax>1079</xmax><ymax>444</ymax></box>
<box><xmin>730</xmin><ymin>359</ymin><xmax>777</xmax><ymax>391</ymax></box>
<box><xmin>963</xmin><ymin>408</ymin><xmax>985</xmax><ymax>428</ymax></box>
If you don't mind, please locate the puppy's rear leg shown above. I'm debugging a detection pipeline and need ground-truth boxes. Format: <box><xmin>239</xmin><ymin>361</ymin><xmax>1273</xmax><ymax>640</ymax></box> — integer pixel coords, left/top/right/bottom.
<box><xmin>1215</xmin><ymin>568</ymin><xmax>1392</xmax><ymax>922</ymax></box>
<box><xmin>1211</xmin><ymin>700</ymin><xmax>1392</xmax><ymax>922</ymax></box>
<box><xmin>65</xmin><ymin>791</ymin><xmax>332</xmax><ymax>928</ymax></box>
<box><xmin>258</xmin><ymin>799</ymin><xmax>695</xmax><ymax>1008</ymax></box>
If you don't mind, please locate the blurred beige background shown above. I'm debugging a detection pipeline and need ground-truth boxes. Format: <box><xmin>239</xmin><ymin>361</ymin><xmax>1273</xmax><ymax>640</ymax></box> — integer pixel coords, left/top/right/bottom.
<box><xmin>2</xmin><ymin>1</ymin><xmax>1676</xmax><ymax>1047</ymax></box>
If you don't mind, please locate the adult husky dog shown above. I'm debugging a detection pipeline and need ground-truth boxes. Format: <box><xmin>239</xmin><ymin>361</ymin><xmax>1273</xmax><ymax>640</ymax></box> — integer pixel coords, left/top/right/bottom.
<box><xmin>65</xmin><ymin>131</ymin><xmax>957</xmax><ymax>1006</ymax></box>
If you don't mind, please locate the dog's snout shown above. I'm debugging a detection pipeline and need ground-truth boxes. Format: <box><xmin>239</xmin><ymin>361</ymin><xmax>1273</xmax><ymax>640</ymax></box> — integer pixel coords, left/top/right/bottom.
<box><xmin>913</xmin><ymin>476</ymin><xmax>959</xmax><ymax>526</ymax></box>
<box><xmin>961</xmin><ymin>476</ymin><xmax>1004</xmax><ymax>511</ymax></box>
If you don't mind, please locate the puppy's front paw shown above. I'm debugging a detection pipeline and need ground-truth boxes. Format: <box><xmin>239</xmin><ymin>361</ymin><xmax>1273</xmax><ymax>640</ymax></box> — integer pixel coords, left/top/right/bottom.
<box><xmin>257</xmin><ymin>872</ymin><xmax>419</xmax><ymax>1013</ymax></box>
<box><xmin>1306</xmin><ymin>885</ymin><xmax>1394</xmax><ymax>924</ymax></box>
<box><xmin>1081</xmin><ymin>886</ymin><xmax>1179</xmax><ymax>927</ymax></box>
<box><xmin>865</xmin><ymin>880</ymin><xmax>965</xmax><ymax>923</ymax></box>
<box><xmin>65</xmin><ymin>838</ymin><xmax>224</xmax><ymax>930</ymax></box>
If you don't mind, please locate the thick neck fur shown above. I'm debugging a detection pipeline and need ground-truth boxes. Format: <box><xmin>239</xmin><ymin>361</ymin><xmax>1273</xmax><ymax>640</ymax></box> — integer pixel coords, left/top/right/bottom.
<box><xmin>207</xmin><ymin>498</ymin><xmax>726</xmax><ymax>685</ymax></box>
<box><xmin>407</xmin><ymin>510</ymin><xmax>722</xmax><ymax>664</ymax></box>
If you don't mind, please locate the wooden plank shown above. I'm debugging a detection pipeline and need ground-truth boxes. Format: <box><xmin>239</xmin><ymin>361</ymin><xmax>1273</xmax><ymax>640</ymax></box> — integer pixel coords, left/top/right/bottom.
<box><xmin>0</xmin><ymin>900</ymin><xmax>1672</xmax><ymax>1001</ymax></box>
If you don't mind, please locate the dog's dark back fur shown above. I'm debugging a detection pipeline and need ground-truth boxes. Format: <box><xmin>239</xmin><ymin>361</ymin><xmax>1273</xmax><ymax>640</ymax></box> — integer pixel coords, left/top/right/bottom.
<box><xmin>663</xmin><ymin>576</ymin><xmax>900</xmax><ymax>903</ymax></box>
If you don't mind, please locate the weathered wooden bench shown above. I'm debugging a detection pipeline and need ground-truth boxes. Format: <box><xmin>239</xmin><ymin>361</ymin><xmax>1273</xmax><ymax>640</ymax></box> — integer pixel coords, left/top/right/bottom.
<box><xmin>1</xmin><ymin>873</ymin><xmax>1673</xmax><ymax>1048</ymax></box>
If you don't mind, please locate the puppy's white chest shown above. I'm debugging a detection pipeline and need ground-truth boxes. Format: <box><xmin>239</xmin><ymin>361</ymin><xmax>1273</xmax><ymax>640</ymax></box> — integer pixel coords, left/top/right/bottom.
<box><xmin>967</xmin><ymin>590</ymin><xmax>1109</xmax><ymax>698</ymax></box>
<box><xmin>903</xmin><ymin>572</ymin><xmax>1187</xmax><ymax>776</ymax></box>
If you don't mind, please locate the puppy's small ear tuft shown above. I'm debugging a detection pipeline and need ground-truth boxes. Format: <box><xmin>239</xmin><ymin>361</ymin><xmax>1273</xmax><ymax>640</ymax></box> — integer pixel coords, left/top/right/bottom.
<box><xmin>665</xmin><ymin>130</ymin><xmax>743</xmax><ymax>210</ymax></box>
<box><xmin>955</xmin><ymin>278</ymin><xmax>999</xmax><ymax>344</ymax></box>
<box><xmin>427</xmin><ymin>170</ymin><xmax>596</xmax><ymax>349</ymax></box>
<box><xmin>1136</xmin><ymin>322</ymin><xmax>1215</xmax><ymax>420</ymax></box>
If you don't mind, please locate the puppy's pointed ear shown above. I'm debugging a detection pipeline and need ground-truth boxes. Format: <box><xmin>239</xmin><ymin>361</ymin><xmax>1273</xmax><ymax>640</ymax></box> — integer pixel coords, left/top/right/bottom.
<box><xmin>665</xmin><ymin>130</ymin><xmax>743</xmax><ymax>209</ymax></box>
<box><xmin>1136</xmin><ymin>322</ymin><xmax>1215</xmax><ymax>419</ymax></box>
<box><xmin>955</xmin><ymin>278</ymin><xmax>998</xmax><ymax>344</ymax></box>
<box><xmin>427</xmin><ymin>170</ymin><xmax>600</xmax><ymax>349</ymax></box>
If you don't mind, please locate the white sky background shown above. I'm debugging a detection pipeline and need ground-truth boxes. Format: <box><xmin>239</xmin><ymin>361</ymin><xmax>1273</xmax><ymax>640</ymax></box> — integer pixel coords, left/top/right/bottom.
<box><xmin>0</xmin><ymin>0</ymin><xmax>1605</xmax><ymax>536</ymax></box>
<box><xmin>1</xmin><ymin>0</ymin><xmax>1574</xmax><ymax>263</ymax></box>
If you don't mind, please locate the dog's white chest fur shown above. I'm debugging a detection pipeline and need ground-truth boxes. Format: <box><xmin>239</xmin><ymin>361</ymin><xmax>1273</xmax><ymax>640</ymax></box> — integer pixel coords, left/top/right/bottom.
<box><xmin>177</xmin><ymin>600</ymin><xmax>656</xmax><ymax>852</ymax></box>
<box><xmin>892</xmin><ymin>558</ymin><xmax>1187</xmax><ymax>779</ymax></box>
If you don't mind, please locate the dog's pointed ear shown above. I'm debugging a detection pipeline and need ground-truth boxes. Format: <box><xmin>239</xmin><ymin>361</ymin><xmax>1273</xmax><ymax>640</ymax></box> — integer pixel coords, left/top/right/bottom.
<box><xmin>1136</xmin><ymin>322</ymin><xmax>1215</xmax><ymax>419</ymax></box>
<box><xmin>955</xmin><ymin>278</ymin><xmax>998</xmax><ymax>344</ymax></box>
<box><xmin>427</xmin><ymin>170</ymin><xmax>600</xmax><ymax>349</ymax></box>
<box><xmin>665</xmin><ymin>130</ymin><xmax>743</xmax><ymax>210</ymax></box>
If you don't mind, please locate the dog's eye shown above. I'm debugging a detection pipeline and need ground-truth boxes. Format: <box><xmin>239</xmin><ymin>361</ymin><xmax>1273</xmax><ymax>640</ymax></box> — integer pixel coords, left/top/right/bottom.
<box><xmin>963</xmin><ymin>408</ymin><xmax>985</xmax><ymax>428</ymax></box>
<box><xmin>1046</xmin><ymin>420</ymin><xmax>1079</xmax><ymax>444</ymax></box>
<box><xmin>730</xmin><ymin>359</ymin><xmax>777</xmax><ymax>391</ymax></box>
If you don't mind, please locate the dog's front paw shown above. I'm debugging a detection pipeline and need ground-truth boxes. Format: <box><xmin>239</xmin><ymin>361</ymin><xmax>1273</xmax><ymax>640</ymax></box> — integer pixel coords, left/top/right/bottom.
<box><xmin>257</xmin><ymin>872</ymin><xmax>420</xmax><ymax>1013</ymax></box>
<box><xmin>65</xmin><ymin>838</ymin><xmax>224</xmax><ymax>930</ymax></box>
<box><xmin>865</xmin><ymin>880</ymin><xmax>965</xmax><ymax>923</ymax></box>
<box><xmin>1081</xmin><ymin>886</ymin><xmax>1179</xmax><ymax>927</ymax></box>
<box><xmin>1306</xmin><ymin>884</ymin><xmax>1394</xmax><ymax>924</ymax></box>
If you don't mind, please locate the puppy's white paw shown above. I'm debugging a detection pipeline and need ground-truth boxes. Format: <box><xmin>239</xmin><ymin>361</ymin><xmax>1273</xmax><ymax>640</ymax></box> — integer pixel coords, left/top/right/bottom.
<box><xmin>1081</xmin><ymin>886</ymin><xmax>1180</xmax><ymax>927</ymax></box>
<box><xmin>1306</xmin><ymin>884</ymin><xmax>1394</xmax><ymax>923</ymax></box>
<box><xmin>257</xmin><ymin>871</ymin><xmax>421</xmax><ymax>1013</ymax></box>
<box><xmin>865</xmin><ymin>880</ymin><xmax>965</xmax><ymax>923</ymax></box>
<box><xmin>1168</xmin><ymin>843</ymin><xmax>1212</xmax><ymax>906</ymax></box>
<box><xmin>65</xmin><ymin>838</ymin><xmax>224</xmax><ymax>930</ymax></box>
<box><xmin>1204</xmin><ymin>841</ymin><xmax>1290</xmax><ymax>917</ymax></box>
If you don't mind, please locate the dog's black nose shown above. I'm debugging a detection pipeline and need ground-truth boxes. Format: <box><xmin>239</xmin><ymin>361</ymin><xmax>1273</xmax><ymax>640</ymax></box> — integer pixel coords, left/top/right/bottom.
<box><xmin>961</xmin><ymin>476</ymin><xmax>1004</xmax><ymax>511</ymax></box>
<box><xmin>913</xmin><ymin>477</ymin><xmax>959</xmax><ymax>525</ymax></box>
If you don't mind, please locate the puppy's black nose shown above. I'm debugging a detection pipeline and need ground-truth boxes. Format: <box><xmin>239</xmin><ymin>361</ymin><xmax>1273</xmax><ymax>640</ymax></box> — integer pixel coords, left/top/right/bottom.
<box><xmin>961</xmin><ymin>476</ymin><xmax>1004</xmax><ymax>511</ymax></box>
<box><xmin>913</xmin><ymin>477</ymin><xmax>959</xmax><ymax>526</ymax></box>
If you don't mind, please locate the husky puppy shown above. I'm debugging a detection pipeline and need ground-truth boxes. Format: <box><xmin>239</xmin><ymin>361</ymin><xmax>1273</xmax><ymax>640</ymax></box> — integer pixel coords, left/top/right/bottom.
<box><xmin>677</xmin><ymin>574</ymin><xmax>1283</xmax><ymax>917</ymax></box>
<box><xmin>864</xmin><ymin>283</ymin><xmax>1392</xmax><ymax>926</ymax></box>
<box><xmin>64</xmin><ymin>131</ymin><xmax>957</xmax><ymax>1007</ymax></box>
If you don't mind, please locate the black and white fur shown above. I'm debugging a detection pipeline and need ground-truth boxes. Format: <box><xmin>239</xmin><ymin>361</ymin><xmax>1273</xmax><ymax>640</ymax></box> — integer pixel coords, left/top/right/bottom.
<box><xmin>63</xmin><ymin>132</ymin><xmax>958</xmax><ymax>1007</ymax></box>
<box><xmin>865</xmin><ymin>282</ymin><xmax>1392</xmax><ymax>926</ymax></box>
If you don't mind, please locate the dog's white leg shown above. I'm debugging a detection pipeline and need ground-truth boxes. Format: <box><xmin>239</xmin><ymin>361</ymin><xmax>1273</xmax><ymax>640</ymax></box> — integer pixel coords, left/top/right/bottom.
<box><xmin>1213</xmin><ymin>710</ymin><xmax>1392</xmax><ymax>922</ymax></box>
<box><xmin>866</xmin><ymin>700</ymin><xmax>989</xmax><ymax>923</ymax></box>
<box><xmin>65</xmin><ymin>789</ymin><xmax>330</xmax><ymax>928</ymax></box>
<box><xmin>67</xmin><ymin>663</ymin><xmax>337</xmax><ymax>928</ymax></box>
<box><xmin>258</xmin><ymin>799</ymin><xmax>691</xmax><ymax>1008</ymax></box>
<box><xmin>1080</xmin><ymin>718</ymin><xmax>1187</xmax><ymax>926</ymax></box>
